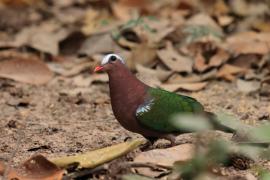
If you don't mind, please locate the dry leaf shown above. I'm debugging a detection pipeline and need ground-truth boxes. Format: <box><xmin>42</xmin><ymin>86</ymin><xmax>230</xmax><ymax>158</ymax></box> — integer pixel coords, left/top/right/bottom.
<box><xmin>79</xmin><ymin>33</ymin><xmax>125</xmax><ymax>56</ymax></box>
<box><xmin>14</xmin><ymin>24</ymin><xmax>68</xmax><ymax>55</ymax></box>
<box><xmin>135</xmin><ymin>144</ymin><xmax>194</xmax><ymax>167</ymax></box>
<box><xmin>72</xmin><ymin>74</ymin><xmax>108</xmax><ymax>87</ymax></box>
<box><xmin>50</xmin><ymin>139</ymin><xmax>146</xmax><ymax>169</ymax></box>
<box><xmin>157</xmin><ymin>42</ymin><xmax>193</xmax><ymax>73</ymax></box>
<box><xmin>226</xmin><ymin>32</ymin><xmax>270</xmax><ymax>55</ymax></box>
<box><xmin>217</xmin><ymin>15</ymin><xmax>234</xmax><ymax>27</ymax></box>
<box><xmin>112</xmin><ymin>2</ymin><xmax>139</xmax><ymax>21</ymax></box>
<box><xmin>236</xmin><ymin>79</ymin><xmax>260</xmax><ymax>93</ymax></box>
<box><xmin>136</xmin><ymin>64</ymin><xmax>161</xmax><ymax>87</ymax></box>
<box><xmin>230</xmin><ymin>0</ymin><xmax>269</xmax><ymax>16</ymax></box>
<box><xmin>130</xmin><ymin>43</ymin><xmax>157</xmax><ymax>70</ymax></box>
<box><xmin>185</xmin><ymin>13</ymin><xmax>223</xmax><ymax>34</ymax></box>
<box><xmin>0</xmin><ymin>58</ymin><xmax>53</xmax><ymax>85</ymax></box>
<box><xmin>231</xmin><ymin>54</ymin><xmax>260</xmax><ymax>69</ymax></box>
<box><xmin>133</xmin><ymin>144</ymin><xmax>194</xmax><ymax>177</ymax></box>
<box><xmin>48</xmin><ymin>61</ymin><xmax>95</xmax><ymax>77</ymax></box>
<box><xmin>0</xmin><ymin>161</ymin><xmax>5</xmax><ymax>176</ymax></box>
<box><xmin>82</xmin><ymin>9</ymin><xmax>118</xmax><ymax>35</ymax></box>
<box><xmin>193</xmin><ymin>52</ymin><xmax>208</xmax><ymax>72</ymax></box>
<box><xmin>209</xmin><ymin>49</ymin><xmax>230</xmax><ymax>67</ymax></box>
<box><xmin>217</xmin><ymin>64</ymin><xmax>247</xmax><ymax>81</ymax></box>
<box><xmin>159</xmin><ymin>82</ymin><xmax>208</xmax><ymax>92</ymax></box>
<box><xmin>252</xmin><ymin>21</ymin><xmax>270</xmax><ymax>32</ymax></box>
<box><xmin>1</xmin><ymin>155</ymin><xmax>63</xmax><ymax>180</ymax></box>
<box><xmin>137</xmin><ymin>18</ymin><xmax>175</xmax><ymax>43</ymax></box>
<box><xmin>167</xmin><ymin>69</ymin><xmax>217</xmax><ymax>84</ymax></box>
<box><xmin>155</xmin><ymin>65</ymin><xmax>173</xmax><ymax>82</ymax></box>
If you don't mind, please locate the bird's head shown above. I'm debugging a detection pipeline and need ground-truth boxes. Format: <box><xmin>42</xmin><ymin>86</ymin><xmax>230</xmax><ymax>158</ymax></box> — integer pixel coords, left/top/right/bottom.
<box><xmin>94</xmin><ymin>54</ymin><xmax>125</xmax><ymax>73</ymax></box>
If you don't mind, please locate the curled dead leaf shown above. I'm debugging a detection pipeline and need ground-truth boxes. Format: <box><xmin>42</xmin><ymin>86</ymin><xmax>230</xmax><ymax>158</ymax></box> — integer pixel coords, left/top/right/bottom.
<box><xmin>82</xmin><ymin>9</ymin><xmax>118</xmax><ymax>35</ymax></box>
<box><xmin>48</xmin><ymin>61</ymin><xmax>95</xmax><ymax>77</ymax></box>
<box><xmin>133</xmin><ymin>144</ymin><xmax>194</xmax><ymax>177</ymax></box>
<box><xmin>217</xmin><ymin>64</ymin><xmax>247</xmax><ymax>81</ymax></box>
<box><xmin>72</xmin><ymin>74</ymin><xmax>108</xmax><ymax>87</ymax></box>
<box><xmin>167</xmin><ymin>69</ymin><xmax>217</xmax><ymax>84</ymax></box>
<box><xmin>0</xmin><ymin>58</ymin><xmax>53</xmax><ymax>85</ymax></box>
<box><xmin>50</xmin><ymin>139</ymin><xmax>146</xmax><ymax>169</ymax></box>
<box><xmin>136</xmin><ymin>64</ymin><xmax>163</xmax><ymax>87</ymax></box>
<box><xmin>0</xmin><ymin>161</ymin><xmax>5</xmax><ymax>176</ymax></box>
<box><xmin>226</xmin><ymin>32</ymin><xmax>270</xmax><ymax>55</ymax></box>
<box><xmin>193</xmin><ymin>52</ymin><xmax>208</xmax><ymax>72</ymax></box>
<box><xmin>135</xmin><ymin>144</ymin><xmax>194</xmax><ymax>167</ymax></box>
<box><xmin>157</xmin><ymin>42</ymin><xmax>193</xmax><ymax>73</ymax></box>
<box><xmin>79</xmin><ymin>33</ymin><xmax>125</xmax><ymax>57</ymax></box>
<box><xmin>129</xmin><ymin>43</ymin><xmax>157</xmax><ymax>70</ymax></box>
<box><xmin>159</xmin><ymin>82</ymin><xmax>208</xmax><ymax>92</ymax></box>
<box><xmin>1</xmin><ymin>155</ymin><xmax>63</xmax><ymax>180</ymax></box>
<box><xmin>209</xmin><ymin>49</ymin><xmax>230</xmax><ymax>67</ymax></box>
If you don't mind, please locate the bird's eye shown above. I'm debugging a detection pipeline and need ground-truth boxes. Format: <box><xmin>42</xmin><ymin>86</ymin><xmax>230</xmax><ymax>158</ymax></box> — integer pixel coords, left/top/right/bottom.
<box><xmin>109</xmin><ymin>55</ymin><xmax>117</xmax><ymax>62</ymax></box>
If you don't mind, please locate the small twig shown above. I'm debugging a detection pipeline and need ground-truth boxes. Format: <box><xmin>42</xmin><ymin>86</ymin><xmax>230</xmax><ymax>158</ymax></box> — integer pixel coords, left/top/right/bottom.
<box><xmin>63</xmin><ymin>164</ymin><xmax>109</xmax><ymax>180</ymax></box>
<box><xmin>123</xmin><ymin>162</ymin><xmax>172</xmax><ymax>171</ymax></box>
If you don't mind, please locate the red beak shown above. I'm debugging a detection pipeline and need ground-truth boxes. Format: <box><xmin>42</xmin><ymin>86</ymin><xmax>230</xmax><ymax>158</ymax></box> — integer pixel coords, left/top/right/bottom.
<box><xmin>94</xmin><ymin>66</ymin><xmax>103</xmax><ymax>72</ymax></box>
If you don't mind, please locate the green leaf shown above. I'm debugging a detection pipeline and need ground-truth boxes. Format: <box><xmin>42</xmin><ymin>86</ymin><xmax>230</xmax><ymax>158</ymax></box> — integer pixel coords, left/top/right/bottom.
<box><xmin>251</xmin><ymin>124</ymin><xmax>270</xmax><ymax>142</ymax></box>
<box><xmin>259</xmin><ymin>170</ymin><xmax>270</xmax><ymax>180</ymax></box>
<box><xmin>170</xmin><ymin>114</ymin><xmax>212</xmax><ymax>132</ymax></box>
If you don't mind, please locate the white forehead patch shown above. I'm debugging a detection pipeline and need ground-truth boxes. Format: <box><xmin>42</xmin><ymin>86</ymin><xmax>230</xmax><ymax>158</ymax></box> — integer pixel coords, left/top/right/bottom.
<box><xmin>101</xmin><ymin>54</ymin><xmax>125</xmax><ymax>65</ymax></box>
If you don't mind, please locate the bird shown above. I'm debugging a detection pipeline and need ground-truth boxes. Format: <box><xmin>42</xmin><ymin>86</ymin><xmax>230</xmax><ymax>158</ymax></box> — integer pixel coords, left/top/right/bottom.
<box><xmin>94</xmin><ymin>53</ymin><xmax>235</xmax><ymax>146</ymax></box>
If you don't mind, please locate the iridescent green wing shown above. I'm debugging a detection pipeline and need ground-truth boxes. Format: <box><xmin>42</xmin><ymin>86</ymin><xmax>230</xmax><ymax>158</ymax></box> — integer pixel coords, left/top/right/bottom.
<box><xmin>135</xmin><ymin>88</ymin><xmax>204</xmax><ymax>133</ymax></box>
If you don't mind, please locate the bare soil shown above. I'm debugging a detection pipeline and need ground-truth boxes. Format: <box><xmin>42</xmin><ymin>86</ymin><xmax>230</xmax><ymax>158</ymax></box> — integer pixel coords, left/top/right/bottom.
<box><xmin>0</xmin><ymin>78</ymin><xmax>269</xmax><ymax>178</ymax></box>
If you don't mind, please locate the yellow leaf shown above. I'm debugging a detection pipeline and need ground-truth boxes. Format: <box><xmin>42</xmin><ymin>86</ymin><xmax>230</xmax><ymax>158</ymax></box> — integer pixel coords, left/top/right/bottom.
<box><xmin>50</xmin><ymin>139</ymin><xmax>146</xmax><ymax>168</ymax></box>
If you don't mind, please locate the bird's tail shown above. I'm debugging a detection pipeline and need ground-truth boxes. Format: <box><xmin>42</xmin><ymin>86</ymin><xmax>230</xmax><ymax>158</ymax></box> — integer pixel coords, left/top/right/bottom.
<box><xmin>205</xmin><ymin>111</ymin><xmax>236</xmax><ymax>133</ymax></box>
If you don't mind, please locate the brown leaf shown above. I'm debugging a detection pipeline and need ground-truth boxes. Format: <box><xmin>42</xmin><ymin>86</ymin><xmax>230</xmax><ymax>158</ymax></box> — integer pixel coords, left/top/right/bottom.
<box><xmin>230</xmin><ymin>0</ymin><xmax>269</xmax><ymax>16</ymax></box>
<box><xmin>14</xmin><ymin>24</ymin><xmax>67</xmax><ymax>55</ymax></box>
<box><xmin>217</xmin><ymin>64</ymin><xmax>247</xmax><ymax>81</ymax></box>
<box><xmin>157</xmin><ymin>42</ymin><xmax>193</xmax><ymax>73</ymax></box>
<box><xmin>0</xmin><ymin>58</ymin><xmax>53</xmax><ymax>85</ymax></box>
<box><xmin>133</xmin><ymin>144</ymin><xmax>194</xmax><ymax>177</ymax></box>
<box><xmin>0</xmin><ymin>161</ymin><xmax>5</xmax><ymax>176</ymax></box>
<box><xmin>129</xmin><ymin>43</ymin><xmax>157</xmax><ymax>70</ymax></box>
<box><xmin>136</xmin><ymin>64</ymin><xmax>161</xmax><ymax>87</ymax></box>
<box><xmin>167</xmin><ymin>69</ymin><xmax>217</xmax><ymax>84</ymax></box>
<box><xmin>1</xmin><ymin>155</ymin><xmax>63</xmax><ymax>180</ymax></box>
<box><xmin>82</xmin><ymin>9</ymin><xmax>118</xmax><ymax>35</ymax></box>
<box><xmin>159</xmin><ymin>82</ymin><xmax>208</xmax><ymax>92</ymax></box>
<box><xmin>193</xmin><ymin>52</ymin><xmax>208</xmax><ymax>72</ymax></box>
<box><xmin>209</xmin><ymin>49</ymin><xmax>230</xmax><ymax>67</ymax></box>
<box><xmin>72</xmin><ymin>74</ymin><xmax>108</xmax><ymax>87</ymax></box>
<box><xmin>230</xmin><ymin>54</ymin><xmax>260</xmax><ymax>69</ymax></box>
<box><xmin>48</xmin><ymin>61</ymin><xmax>95</xmax><ymax>77</ymax></box>
<box><xmin>137</xmin><ymin>18</ymin><xmax>175</xmax><ymax>44</ymax></box>
<box><xmin>111</xmin><ymin>2</ymin><xmax>139</xmax><ymax>21</ymax></box>
<box><xmin>217</xmin><ymin>15</ymin><xmax>234</xmax><ymax>27</ymax></box>
<box><xmin>185</xmin><ymin>13</ymin><xmax>223</xmax><ymax>34</ymax></box>
<box><xmin>79</xmin><ymin>33</ymin><xmax>125</xmax><ymax>57</ymax></box>
<box><xmin>226</xmin><ymin>32</ymin><xmax>270</xmax><ymax>55</ymax></box>
<box><xmin>252</xmin><ymin>21</ymin><xmax>270</xmax><ymax>32</ymax></box>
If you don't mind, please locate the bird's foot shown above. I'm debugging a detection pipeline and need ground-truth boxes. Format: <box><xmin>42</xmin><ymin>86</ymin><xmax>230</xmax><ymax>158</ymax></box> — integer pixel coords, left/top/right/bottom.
<box><xmin>140</xmin><ymin>141</ymin><xmax>154</xmax><ymax>151</ymax></box>
<box><xmin>140</xmin><ymin>137</ymin><xmax>158</xmax><ymax>151</ymax></box>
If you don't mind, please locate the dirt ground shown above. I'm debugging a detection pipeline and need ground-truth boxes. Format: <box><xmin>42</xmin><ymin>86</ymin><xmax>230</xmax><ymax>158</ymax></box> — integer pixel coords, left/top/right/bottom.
<box><xmin>0</xmin><ymin>76</ymin><xmax>269</xmax><ymax>178</ymax></box>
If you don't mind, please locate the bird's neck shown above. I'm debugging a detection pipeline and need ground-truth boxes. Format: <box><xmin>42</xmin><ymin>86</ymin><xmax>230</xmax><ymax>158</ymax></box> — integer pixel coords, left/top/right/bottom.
<box><xmin>108</xmin><ymin>65</ymin><xmax>147</xmax><ymax>106</ymax></box>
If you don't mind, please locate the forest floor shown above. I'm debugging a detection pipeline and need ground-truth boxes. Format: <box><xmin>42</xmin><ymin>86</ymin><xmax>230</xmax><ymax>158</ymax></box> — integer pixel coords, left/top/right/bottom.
<box><xmin>0</xmin><ymin>78</ymin><xmax>269</xmax><ymax>179</ymax></box>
